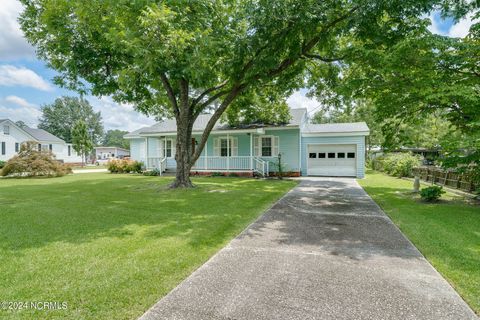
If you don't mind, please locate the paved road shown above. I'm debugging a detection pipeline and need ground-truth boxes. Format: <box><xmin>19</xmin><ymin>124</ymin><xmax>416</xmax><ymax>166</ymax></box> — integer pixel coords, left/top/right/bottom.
<box><xmin>140</xmin><ymin>177</ymin><xmax>477</xmax><ymax>320</ymax></box>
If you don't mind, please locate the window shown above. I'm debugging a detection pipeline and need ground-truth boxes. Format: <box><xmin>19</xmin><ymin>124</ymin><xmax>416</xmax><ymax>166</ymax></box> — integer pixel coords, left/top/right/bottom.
<box><xmin>68</xmin><ymin>145</ymin><xmax>71</xmax><ymax>156</ymax></box>
<box><xmin>347</xmin><ymin>152</ymin><xmax>355</xmax><ymax>158</ymax></box>
<box><xmin>261</xmin><ymin>137</ymin><xmax>272</xmax><ymax>157</ymax></box>
<box><xmin>1</xmin><ymin>142</ymin><xmax>5</xmax><ymax>155</ymax></box>
<box><xmin>220</xmin><ymin>138</ymin><xmax>231</xmax><ymax>157</ymax></box>
<box><xmin>165</xmin><ymin>139</ymin><xmax>172</xmax><ymax>157</ymax></box>
<box><xmin>337</xmin><ymin>152</ymin><xmax>345</xmax><ymax>158</ymax></box>
<box><xmin>3</xmin><ymin>126</ymin><xmax>9</xmax><ymax>135</ymax></box>
<box><xmin>328</xmin><ymin>152</ymin><xmax>335</xmax><ymax>158</ymax></box>
<box><xmin>38</xmin><ymin>144</ymin><xmax>41</xmax><ymax>151</ymax></box>
<box><xmin>309</xmin><ymin>153</ymin><xmax>317</xmax><ymax>158</ymax></box>
<box><xmin>49</xmin><ymin>144</ymin><xmax>53</xmax><ymax>151</ymax></box>
<box><xmin>15</xmin><ymin>143</ymin><xmax>19</xmax><ymax>152</ymax></box>
<box><xmin>318</xmin><ymin>153</ymin><xmax>326</xmax><ymax>158</ymax></box>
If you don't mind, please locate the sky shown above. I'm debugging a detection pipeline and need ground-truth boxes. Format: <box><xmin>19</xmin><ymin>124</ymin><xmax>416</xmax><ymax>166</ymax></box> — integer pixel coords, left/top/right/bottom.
<box><xmin>0</xmin><ymin>0</ymin><xmax>475</xmax><ymax>131</ymax></box>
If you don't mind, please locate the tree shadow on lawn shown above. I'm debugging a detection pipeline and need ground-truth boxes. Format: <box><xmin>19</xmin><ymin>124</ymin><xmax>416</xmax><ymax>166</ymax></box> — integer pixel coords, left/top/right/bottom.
<box><xmin>0</xmin><ymin>175</ymin><xmax>292</xmax><ymax>252</ymax></box>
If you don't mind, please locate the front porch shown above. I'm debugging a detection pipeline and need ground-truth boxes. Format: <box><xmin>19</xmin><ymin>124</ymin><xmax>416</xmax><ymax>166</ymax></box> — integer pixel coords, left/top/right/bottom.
<box><xmin>146</xmin><ymin>155</ymin><xmax>270</xmax><ymax>176</ymax></box>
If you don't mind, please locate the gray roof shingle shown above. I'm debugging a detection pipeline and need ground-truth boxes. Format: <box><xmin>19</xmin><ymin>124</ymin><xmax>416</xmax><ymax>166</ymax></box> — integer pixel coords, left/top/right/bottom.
<box><xmin>302</xmin><ymin>122</ymin><xmax>370</xmax><ymax>134</ymax></box>
<box><xmin>22</xmin><ymin>127</ymin><xmax>65</xmax><ymax>143</ymax></box>
<box><xmin>128</xmin><ymin>108</ymin><xmax>307</xmax><ymax>136</ymax></box>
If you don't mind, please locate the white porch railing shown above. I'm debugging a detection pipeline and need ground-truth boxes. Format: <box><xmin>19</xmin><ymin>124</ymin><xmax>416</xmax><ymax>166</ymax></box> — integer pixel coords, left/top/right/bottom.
<box><xmin>146</xmin><ymin>157</ymin><xmax>167</xmax><ymax>175</ymax></box>
<box><xmin>192</xmin><ymin>156</ymin><xmax>252</xmax><ymax>171</ymax></box>
<box><xmin>253</xmin><ymin>157</ymin><xmax>269</xmax><ymax>177</ymax></box>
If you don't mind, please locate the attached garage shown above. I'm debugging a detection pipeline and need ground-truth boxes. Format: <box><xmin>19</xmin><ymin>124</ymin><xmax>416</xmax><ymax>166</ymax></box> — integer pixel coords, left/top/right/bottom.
<box><xmin>300</xmin><ymin>123</ymin><xmax>370</xmax><ymax>178</ymax></box>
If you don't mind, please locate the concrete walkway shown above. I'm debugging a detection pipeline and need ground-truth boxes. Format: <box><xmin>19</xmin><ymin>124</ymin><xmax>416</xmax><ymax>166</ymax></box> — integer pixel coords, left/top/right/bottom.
<box><xmin>72</xmin><ymin>168</ymin><xmax>108</xmax><ymax>174</ymax></box>
<box><xmin>140</xmin><ymin>177</ymin><xmax>477</xmax><ymax>320</ymax></box>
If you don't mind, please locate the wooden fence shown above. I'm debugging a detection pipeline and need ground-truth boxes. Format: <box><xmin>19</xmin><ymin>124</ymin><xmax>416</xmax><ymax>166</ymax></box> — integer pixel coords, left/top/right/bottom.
<box><xmin>412</xmin><ymin>167</ymin><xmax>478</xmax><ymax>192</ymax></box>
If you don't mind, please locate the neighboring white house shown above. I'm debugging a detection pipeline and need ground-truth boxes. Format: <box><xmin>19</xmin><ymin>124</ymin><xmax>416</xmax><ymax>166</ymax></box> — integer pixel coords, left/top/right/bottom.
<box><xmin>94</xmin><ymin>146</ymin><xmax>130</xmax><ymax>160</ymax></box>
<box><xmin>0</xmin><ymin>119</ymin><xmax>83</xmax><ymax>163</ymax></box>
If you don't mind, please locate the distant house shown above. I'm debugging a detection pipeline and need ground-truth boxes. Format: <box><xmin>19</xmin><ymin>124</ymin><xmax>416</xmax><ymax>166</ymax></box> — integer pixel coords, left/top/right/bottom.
<box><xmin>0</xmin><ymin>119</ymin><xmax>83</xmax><ymax>163</ymax></box>
<box><xmin>124</xmin><ymin>108</ymin><xmax>370</xmax><ymax>178</ymax></box>
<box><xmin>94</xmin><ymin>146</ymin><xmax>130</xmax><ymax>160</ymax></box>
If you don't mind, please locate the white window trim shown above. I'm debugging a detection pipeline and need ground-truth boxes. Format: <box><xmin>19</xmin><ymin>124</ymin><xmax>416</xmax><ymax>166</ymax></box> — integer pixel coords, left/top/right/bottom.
<box><xmin>3</xmin><ymin>125</ymin><xmax>10</xmax><ymax>135</ymax></box>
<box><xmin>256</xmin><ymin>135</ymin><xmax>279</xmax><ymax>157</ymax></box>
<box><xmin>164</xmin><ymin>139</ymin><xmax>174</xmax><ymax>158</ymax></box>
<box><xmin>214</xmin><ymin>137</ymin><xmax>238</xmax><ymax>157</ymax></box>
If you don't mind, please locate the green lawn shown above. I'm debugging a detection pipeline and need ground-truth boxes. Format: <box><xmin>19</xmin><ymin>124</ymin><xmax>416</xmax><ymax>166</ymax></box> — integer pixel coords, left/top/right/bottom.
<box><xmin>358</xmin><ymin>170</ymin><xmax>480</xmax><ymax>314</ymax></box>
<box><xmin>0</xmin><ymin>173</ymin><xmax>296</xmax><ymax>319</ymax></box>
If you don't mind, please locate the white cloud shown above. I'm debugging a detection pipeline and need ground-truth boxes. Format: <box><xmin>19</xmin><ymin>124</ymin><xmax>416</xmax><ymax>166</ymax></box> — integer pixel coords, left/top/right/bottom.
<box><xmin>0</xmin><ymin>95</ymin><xmax>41</xmax><ymax>126</ymax></box>
<box><xmin>0</xmin><ymin>0</ymin><xmax>35</xmax><ymax>60</ymax></box>
<box><xmin>287</xmin><ymin>90</ymin><xmax>325</xmax><ymax>116</ymax></box>
<box><xmin>0</xmin><ymin>65</ymin><xmax>52</xmax><ymax>91</ymax></box>
<box><xmin>89</xmin><ymin>96</ymin><xmax>156</xmax><ymax>132</ymax></box>
<box><xmin>448</xmin><ymin>14</ymin><xmax>476</xmax><ymax>38</ymax></box>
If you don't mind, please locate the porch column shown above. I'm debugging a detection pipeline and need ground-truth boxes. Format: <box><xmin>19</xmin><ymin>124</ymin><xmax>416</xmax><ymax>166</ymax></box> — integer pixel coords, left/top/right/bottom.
<box><xmin>227</xmin><ymin>133</ymin><xmax>230</xmax><ymax>172</ymax></box>
<box><xmin>250</xmin><ymin>133</ymin><xmax>253</xmax><ymax>170</ymax></box>
<box><xmin>164</xmin><ymin>136</ymin><xmax>167</xmax><ymax>158</ymax></box>
<box><xmin>145</xmin><ymin>137</ymin><xmax>149</xmax><ymax>168</ymax></box>
<box><xmin>205</xmin><ymin>139</ymin><xmax>208</xmax><ymax>170</ymax></box>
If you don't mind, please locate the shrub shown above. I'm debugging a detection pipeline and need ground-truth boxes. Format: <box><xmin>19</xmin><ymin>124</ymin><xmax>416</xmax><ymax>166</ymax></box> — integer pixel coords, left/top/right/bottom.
<box><xmin>0</xmin><ymin>160</ymin><xmax>6</xmax><ymax>169</ymax></box>
<box><xmin>210</xmin><ymin>172</ymin><xmax>224</xmax><ymax>177</ymax></box>
<box><xmin>372</xmin><ymin>153</ymin><xmax>421</xmax><ymax>177</ymax></box>
<box><xmin>420</xmin><ymin>185</ymin><xmax>445</xmax><ymax>202</ymax></box>
<box><xmin>143</xmin><ymin>168</ymin><xmax>160</xmax><ymax>176</ymax></box>
<box><xmin>1</xmin><ymin>141</ymin><xmax>72</xmax><ymax>177</ymax></box>
<box><xmin>107</xmin><ymin>159</ymin><xmax>143</xmax><ymax>173</ymax></box>
<box><xmin>228</xmin><ymin>172</ymin><xmax>239</xmax><ymax>177</ymax></box>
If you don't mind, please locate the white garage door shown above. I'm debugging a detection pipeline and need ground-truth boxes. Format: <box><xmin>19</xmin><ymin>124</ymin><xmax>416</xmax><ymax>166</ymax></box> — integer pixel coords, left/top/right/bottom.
<box><xmin>307</xmin><ymin>144</ymin><xmax>357</xmax><ymax>176</ymax></box>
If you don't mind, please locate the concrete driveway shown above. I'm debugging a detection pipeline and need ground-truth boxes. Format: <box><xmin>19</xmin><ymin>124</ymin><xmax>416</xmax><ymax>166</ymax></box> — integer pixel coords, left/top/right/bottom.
<box><xmin>140</xmin><ymin>177</ymin><xmax>477</xmax><ymax>320</ymax></box>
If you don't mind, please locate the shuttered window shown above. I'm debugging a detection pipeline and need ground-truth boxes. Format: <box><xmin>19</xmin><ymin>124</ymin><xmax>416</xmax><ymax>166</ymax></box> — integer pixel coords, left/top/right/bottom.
<box><xmin>254</xmin><ymin>135</ymin><xmax>279</xmax><ymax>157</ymax></box>
<box><xmin>213</xmin><ymin>137</ymin><xmax>238</xmax><ymax>157</ymax></box>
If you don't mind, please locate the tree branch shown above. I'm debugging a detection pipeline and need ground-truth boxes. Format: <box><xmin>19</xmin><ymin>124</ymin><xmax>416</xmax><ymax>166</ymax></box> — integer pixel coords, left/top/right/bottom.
<box><xmin>160</xmin><ymin>73</ymin><xmax>179</xmax><ymax>115</ymax></box>
<box><xmin>302</xmin><ymin>53</ymin><xmax>346</xmax><ymax>62</ymax></box>
<box><xmin>191</xmin><ymin>80</ymin><xmax>229</xmax><ymax>108</ymax></box>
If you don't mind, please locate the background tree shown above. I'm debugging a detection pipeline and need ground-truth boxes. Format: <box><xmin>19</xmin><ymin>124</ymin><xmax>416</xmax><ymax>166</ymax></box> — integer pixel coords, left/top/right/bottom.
<box><xmin>20</xmin><ymin>0</ymin><xmax>441</xmax><ymax>187</ymax></box>
<box><xmin>15</xmin><ymin>121</ymin><xmax>28</xmax><ymax>128</ymax></box>
<box><xmin>102</xmin><ymin>130</ymin><xmax>130</xmax><ymax>149</ymax></box>
<box><xmin>38</xmin><ymin>96</ymin><xmax>103</xmax><ymax>144</ymax></box>
<box><xmin>72</xmin><ymin>120</ymin><xmax>94</xmax><ymax>166</ymax></box>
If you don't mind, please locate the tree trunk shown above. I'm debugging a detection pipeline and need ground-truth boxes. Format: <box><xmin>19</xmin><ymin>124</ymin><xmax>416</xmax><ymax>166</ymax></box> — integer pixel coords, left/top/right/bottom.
<box><xmin>170</xmin><ymin>110</ymin><xmax>195</xmax><ymax>188</ymax></box>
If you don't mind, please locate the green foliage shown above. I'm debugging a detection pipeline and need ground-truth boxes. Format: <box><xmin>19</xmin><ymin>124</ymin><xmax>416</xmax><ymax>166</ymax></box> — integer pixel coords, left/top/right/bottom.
<box><xmin>420</xmin><ymin>185</ymin><xmax>446</xmax><ymax>202</ymax></box>
<box><xmin>19</xmin><ymin>0</ymin><xmax>443</xmax><ymax>187</ymax></box>
<box><xmin>210</xmin><ymin>172</ymin><xmax>224</xmax><ymax>177</ymax></box>
<box><xmin>14</xmin><ymin>120</ymin><xmax>27</xmax><ymax>128</ymax></box>
<box><xmin>72</xmin><ymin>120</ymin><xmax>94</xmax><ymax>165</ymax></box>
<box><xmin>102</xmin><ymin>130</ymin><xmax>130</xmax><ymax>149</ymax></box>
<box><xmin>38</xmin><ymin>96</ymin><xmax>103</xmax><ymax>144</ymax></box>
<box><xmin>1</xmin><ymin>141</ymin><xmax>72</xmax><ymax>177</ymax></box>
<box><xmin>107</xmin><ymin>159</ymin><xmax>143</xmax><ymax>174</ymax></box>
<box><xmin>143</xmin><ymin>168</ymin><xmax>161</xmax><ymax>176</ymax></box>
<box><xmin>228</xmin><ymin>172</ymin><xmax>239</xmax><ymax>177</ymax></box>
<box><xmin>373</xmin><ymin>153</ymin><xmax>421</xmax><ymax>177</ymax></box>
<box><xmin>0</xmin><ymin>160</ymin><xmax>6</xmax><ymax>169</ymax></box>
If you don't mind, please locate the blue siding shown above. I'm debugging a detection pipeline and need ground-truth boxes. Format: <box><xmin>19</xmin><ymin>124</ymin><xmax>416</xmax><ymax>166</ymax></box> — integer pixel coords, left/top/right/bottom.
<box><xmin>300</xmin><ymin>135</ymin><xmax>366</xmax><ymax>178</ymax></box>
<box><xmin>262</xmin><ymin>129</ymin><xmax>300</xmax><ymax>172</ymax></box>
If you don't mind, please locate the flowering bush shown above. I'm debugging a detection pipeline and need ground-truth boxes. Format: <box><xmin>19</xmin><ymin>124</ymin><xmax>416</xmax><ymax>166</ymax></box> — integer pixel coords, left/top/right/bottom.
<box><xmin>1</xmin><ymin>141</ymin><xmax>72</xmax><ymax>177</ymax></box>
<box><xmin>107</xmin><ymin>159</ymin><xmax>143</xmax><ymax>173</ymax></box>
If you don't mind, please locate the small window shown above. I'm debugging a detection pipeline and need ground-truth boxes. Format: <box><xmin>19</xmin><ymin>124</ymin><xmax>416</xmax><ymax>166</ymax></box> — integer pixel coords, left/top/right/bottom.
<box><xmin>309</xmin><ymin>153</ymin><xmax>316</xmax><ymax>158</ymax></box>
<box><xmin>15</xmin><ymin>143</ymin><xmax>19</xmax><ymax>152</ymax></box>
<box><xmin>165</xmin><ymin>140</ymin><xmax>172</xmax><ymax>158</ymax></box>
<box><xmin>3</xmin><ymin>126</ymin><xmax>9</xmax><ymax>135</ymax></box>
<box><xmin>318</xmin><ymin>153</ymin><xmax>326</xmax><ymax>158</ymax></box>
<box><xmin>337</xmin><ymin>152</ymin><xmax>345</xmax><ymax>158</ymax></box>
<box><xmin>328</xmin><ymin>152</ymin><xmax>335</xmax><ymax>158</ymax></box>
<box><xmin>1</xmin><ymin>142</ymin><xmax>5</xmax><ymax>155</ymax></box>
<box><xmin>347</xmin><ymin>152</ymin><xmax>355</xmax><ymax>158</ymax></box>
<box><xmin>261</xmin><ymin>137</ymin><xmax>272</xmax><ymax>157</ymax></box>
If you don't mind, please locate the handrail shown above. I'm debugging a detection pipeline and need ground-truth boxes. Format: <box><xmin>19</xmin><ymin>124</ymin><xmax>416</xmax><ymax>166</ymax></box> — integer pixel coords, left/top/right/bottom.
<box><xmin>253</xmin><ymin>157</ymin><xmax>268</xmax><ymax>177</ymax></box>
<box><xmin>159</xmin><ymin>157</ymin><xmax>167</xmax><ymax>176</ymax></box>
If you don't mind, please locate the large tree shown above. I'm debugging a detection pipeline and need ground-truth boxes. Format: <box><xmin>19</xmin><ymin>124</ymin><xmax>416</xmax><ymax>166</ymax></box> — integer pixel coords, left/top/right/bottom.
<box><xmin>38</xmin><ymin>96</ymin><xmax>104</xmax><ymax>144</ymax></box>
<box><xmin>103</xmin><ymin>130</ymin><xmax>130</xmax><ymax>149</ymax></box>
<box><xmin>20</xmin><ymin>0</ymin><xmax>440</xmax><ymax>187</ymax></box>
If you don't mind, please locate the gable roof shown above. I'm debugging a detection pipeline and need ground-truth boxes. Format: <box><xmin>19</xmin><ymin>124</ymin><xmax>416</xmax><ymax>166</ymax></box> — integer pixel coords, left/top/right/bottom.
<box><xmin>125</xmin><ymin>108</ymin><xmax>307</xmax><ymax>138</ymax></box>
<box><xmin>22</xmin><ymin>127</ymin><xmax>65</xmax><ymax>143</ymax></box>
<box><xmin>302</xmin><ymin>122</ymin><xmax>370</xmax><ymax>134</ymax></box>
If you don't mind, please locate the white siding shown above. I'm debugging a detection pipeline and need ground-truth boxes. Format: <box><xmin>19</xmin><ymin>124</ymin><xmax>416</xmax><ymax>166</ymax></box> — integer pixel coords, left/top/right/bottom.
<box><xmin>130</xmin><ymin>139</ymin><xmax>146</xmax><ymax>163</ymax></box>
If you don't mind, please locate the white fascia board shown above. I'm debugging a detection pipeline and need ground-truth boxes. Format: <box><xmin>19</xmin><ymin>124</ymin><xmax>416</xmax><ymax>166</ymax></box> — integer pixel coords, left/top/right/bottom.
<box><xmin>301</xmin><ymin>131</ymin><xmax>370</xmax><ymax>137</ymax></box>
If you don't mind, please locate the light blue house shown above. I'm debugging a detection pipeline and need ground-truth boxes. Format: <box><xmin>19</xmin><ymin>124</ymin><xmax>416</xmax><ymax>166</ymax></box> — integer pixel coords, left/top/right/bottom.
<box><xmin>125</xmin><ymin>108</ymin><xmax>369</xmax><ymax>178</ymax></box>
